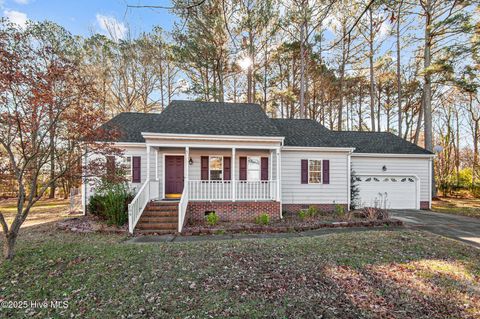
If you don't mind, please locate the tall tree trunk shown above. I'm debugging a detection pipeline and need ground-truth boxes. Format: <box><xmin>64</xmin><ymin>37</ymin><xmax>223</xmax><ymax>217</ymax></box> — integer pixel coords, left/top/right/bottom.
<box><xmin>299</xmin><ymin>20</ymin><xmax>306</xmax><ymax>118</ymax></box>
<box><xmin>396</xmin><ymin>0</ymin><xmax>403</xmax><ymax>137</ymax></box>
<box><xmin>423</xmin><ymin>0</ymin><xmax>434</xmax><ymax>198</ymax></box>
<box><xmin>369</xmin><ymin>8</ymin><xmax>376</xmax><ymax>132</ymax></box>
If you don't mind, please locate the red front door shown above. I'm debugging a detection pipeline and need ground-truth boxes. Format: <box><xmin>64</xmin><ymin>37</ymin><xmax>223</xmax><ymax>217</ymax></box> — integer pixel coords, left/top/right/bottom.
<box><xmin>165</xmin><ymin>156</ymin><xmax>184</xmax><ymax>198</ymax></box>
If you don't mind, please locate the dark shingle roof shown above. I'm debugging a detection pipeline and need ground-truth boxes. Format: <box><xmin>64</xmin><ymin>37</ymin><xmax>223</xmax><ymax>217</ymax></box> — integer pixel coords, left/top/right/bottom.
<box><xmin>271</xmin><ymin>118</ymin><xmax>432</xmax><ymax>154</ymax></box>
<box><xmin>331</xmin><ymin>131</ymin><xmax>433</xmax><ymax>154</ymax></box>
<box><xmin>100</xmin><ymin>100</ymin><xmax>282</xmax><ymax>142</ymax></box>
<box><xmin>271</xmin><ymin>119</ymin><xmax>339</xmax><ymax>148</ymax></box>
<box><xmin>99</xmin><ymin>100</ymin><xmax>431</xmax><ymax>155</ymax></box>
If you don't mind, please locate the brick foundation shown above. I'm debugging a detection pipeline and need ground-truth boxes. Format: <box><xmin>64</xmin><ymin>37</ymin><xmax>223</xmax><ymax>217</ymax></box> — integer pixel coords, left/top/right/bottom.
<box><xmin>420</xmin><ymin>201</ymin><xmax>430</xmax><ymax>210</ymax></box>
<box><xmin>187</xmin><ymin>201</ymin><xmax>281</xmax><ymax>223</ymax></box>
<box><xmin>282</xmin><ymin>203</ymin><xmax>348</xmax><ymax>215</ymax></box>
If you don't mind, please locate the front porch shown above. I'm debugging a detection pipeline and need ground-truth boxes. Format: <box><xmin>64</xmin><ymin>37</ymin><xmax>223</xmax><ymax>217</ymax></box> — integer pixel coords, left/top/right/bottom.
<box><xmin>128</xmin><ymin>137</ymin><xmax>283</xmax><ymax>234</ymax></box>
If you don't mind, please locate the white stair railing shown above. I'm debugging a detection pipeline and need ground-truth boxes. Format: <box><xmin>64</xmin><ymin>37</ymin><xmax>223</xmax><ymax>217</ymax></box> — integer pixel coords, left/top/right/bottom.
<box><xmin>178</xmin><ymin>182</ymin><xmax>189</xmax><ymax>233</ymax></box>
<box><xmin>128</xmin><ymin>180</ymin><xmax>151</xmax><ymax>234</ymax></box>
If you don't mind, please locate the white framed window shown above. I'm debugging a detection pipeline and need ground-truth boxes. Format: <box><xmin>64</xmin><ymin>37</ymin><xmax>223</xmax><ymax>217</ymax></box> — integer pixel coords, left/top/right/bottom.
<box><xmin>122</xmin><ymin>156</ymin><xmax>133</xmax><ymax>182</ymax></box>
<box><xmin>308</xmin><ymin>159</ymin><xmax>322</xmax><ymax>184</ymax></box>
<box><xmin>247</xmin><ymin>156</ymin><xmax>261</xmax><ymax>181</ymax></box>
<box><xmin>209</xmin><ymin>156</ymin><xmax>223</xmax><ymax>180</ymax></box>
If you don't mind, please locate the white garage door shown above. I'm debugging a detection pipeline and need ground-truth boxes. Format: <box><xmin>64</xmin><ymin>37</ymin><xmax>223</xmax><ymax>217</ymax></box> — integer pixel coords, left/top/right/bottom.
<box><xmin>356</xmin><ymin>175</ymin><xmax>417</xmax><ymax>209</ymax></box>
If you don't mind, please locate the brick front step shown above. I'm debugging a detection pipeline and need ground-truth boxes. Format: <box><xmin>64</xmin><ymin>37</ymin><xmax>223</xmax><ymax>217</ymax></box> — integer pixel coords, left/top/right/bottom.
<box><xmin>134</xmin><ymin>201</ymin><xmax>179</xmax><ymax>234</ymax></box>
<box><xmin>135</xmin><ymin>229</ymin><xmax>177</xmax><ymax>235</ymax></box>
<box><xmin>136</xmin><ymin>222</ymin><xmax>177</xmax><ymax>230</ymax></box>
<box><xmin>140</xmin><ymin>216</ymin><xmax>178</xmax><ymax>223</ymax></box>
<box><xmin>142</xmin><ymin>211</ymin><xmax>177</xmax><ymax>217</ymax></box>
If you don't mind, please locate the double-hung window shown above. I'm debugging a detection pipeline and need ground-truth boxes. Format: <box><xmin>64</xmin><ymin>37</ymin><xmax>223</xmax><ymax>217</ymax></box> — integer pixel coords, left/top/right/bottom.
<box><xmin>247</xmin><ymin>156</ymin><xmax>261</xmax><ymax>181</ymax></box>
<box><xmin>122</xmin><ymin>156</ymin><xmax>133</xmax><ymax>182</ymax></box>
<box><xmin>209</xmin><ymin>156</ymin><xmax>223</xmax><ymax>180</ymax></box>
<box><xmin>308</xmin><ymin>160</ymin><xmax>322</xmax><ymax>184</ymax></box>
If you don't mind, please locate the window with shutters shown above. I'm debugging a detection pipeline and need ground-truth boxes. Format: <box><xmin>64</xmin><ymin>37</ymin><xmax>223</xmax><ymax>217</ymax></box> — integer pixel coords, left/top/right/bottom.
<box><xmin>122</xmin><ymin>156</ymin><xmax>133</xmax><ymax>182</ymax></box>
<box><xmin>247</xmin><ymin>156</ymin><xmax>261</xmax><ymax>181</ymax></box>
<box><xmin>209</xmin><ymin>156</ymin><xmax>223</xmax><ymax>180</ymax></box>
<box><xmin>308</xmin><ymin>160</ymin><xmax>322</xmax><ymax>184</ymax></box>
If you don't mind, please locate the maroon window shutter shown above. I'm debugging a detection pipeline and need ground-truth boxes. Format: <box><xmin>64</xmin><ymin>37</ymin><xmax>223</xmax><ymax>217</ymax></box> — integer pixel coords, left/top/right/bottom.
<box><xmin>239</xmin><ymin>157</ymin><xmax>247</xmax><ymax>180</ymax></box>
<box><xmin>201</xmin><ymin>156</ymin><xmax>209</xmax><ymax>180</ymax></box>
<box><xmin>106</xmin><ymin>156</ymin><xmax>115</xmax><ymax>177</ymax></box>
<box><xmin>301</xmin><ymin>159</ymin><xmax>308</xmax><ymax>184</ymax></box>
<box><xmin>224</xmin><ymin>157</ymin><xmax>231</xmax><ymax>180</ymax></box>
<box><xmin>322</xmin><ymin>160</ymin><xmax>330</xmax><ymax>184</ymax></box>
<box><xmin>261</xmin><ymin>157</ymin><xmax>269</xmax><ymax>181</ymax></box>
<box><xmin>132</xmin><ymin>156</ymin><xmax>141</xmax><ymax>183</ymax></box>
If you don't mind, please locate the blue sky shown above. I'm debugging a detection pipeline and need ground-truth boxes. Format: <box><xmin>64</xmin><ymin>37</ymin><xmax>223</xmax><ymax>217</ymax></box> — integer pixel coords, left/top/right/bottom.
<box><xmin>0</xmin><ymin>0</ymin><xmax>177</xmax><ymax>38</ymax></box>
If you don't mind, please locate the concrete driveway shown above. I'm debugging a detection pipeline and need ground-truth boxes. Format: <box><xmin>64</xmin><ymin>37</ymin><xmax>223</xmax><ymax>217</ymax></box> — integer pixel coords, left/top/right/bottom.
<box><xmin>390</xmin><ymin>209</ymin><xmax>480</xmax><ymax>248</ymax></box>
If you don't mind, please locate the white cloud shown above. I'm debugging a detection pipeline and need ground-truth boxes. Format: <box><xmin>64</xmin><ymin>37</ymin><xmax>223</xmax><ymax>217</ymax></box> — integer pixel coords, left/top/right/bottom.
<box><xmin>13</xmin><ymin>0</ymin><xmax>29</xmax><ymax>4</ymax></box>
<box><xmin>3</xmin><ymin>10</ymin><xmax>27</xmax><ymax>28</ymax></box>
<box><xmin>96</xmin><ymin>14</ymin><xmax>127</xmax><ymax>40</ymax></box>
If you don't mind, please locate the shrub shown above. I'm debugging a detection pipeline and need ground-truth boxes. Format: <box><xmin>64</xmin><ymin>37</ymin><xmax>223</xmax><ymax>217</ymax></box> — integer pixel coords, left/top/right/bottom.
<box><xmin>255</xmin><ymin>213</ymin><xmax>270</xmax><ymax>225</ymax></box>
<box><xmin>306</xmin><ymin>205</ymin><xmax>319</xmax><ymax>217</ymax></box>
<box><xmin>334</xmin><ymin>204</ymin><xmax>345</xmax><ymax>218</ymax></box>
<box><xmin>205</xmin><ymin>212</ymin><xmax>219</xmax><ymax>226</ymax></box>
<box><xmin>362</xmin><ymin>207</ymin><xmax>389</xmax><ymax>220</ymax></box>
<box><xmin>298</xmin><ymin>210</ymin><xmax>308</xmax><ymax>220</ymax></box>
<box><xmin>88</xmin><ymin>180</ymin><xmax>134</xmax><ymax>226</ymax></box>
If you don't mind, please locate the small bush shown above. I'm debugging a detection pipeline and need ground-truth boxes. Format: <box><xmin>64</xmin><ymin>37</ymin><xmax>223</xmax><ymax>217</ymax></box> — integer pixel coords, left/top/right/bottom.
<box><xmin>255</xmin><ymin>213</ymin><xmax>270</xmax><ymax>225</ymax></box>
<box><xmin>307</xmin><ymin>205</ymin><xmax>319</xmax><ymax>217</ymax></box>
<box><xmin>362</xmin><ymin>207</ymin><xmax>389</xmax><ymax>220</ymax></box>
<box><xmin>205</xmin><ymin>212</ymin><xmax>219</xmax><ymax>226</ymax></box>
<box><xmin>334</xmin><ymin>204</ymin><xmax>345</xmax><ymax>218</ymax></box>
<box><xmin>88</xmin><ymin>180</ymin><xmax>134</xmax><ymax>226</ymax></box>
<box><xmin>298</xmin><ymin>210</ymin><xmax>308</xmax><ymax>220</ymax></box>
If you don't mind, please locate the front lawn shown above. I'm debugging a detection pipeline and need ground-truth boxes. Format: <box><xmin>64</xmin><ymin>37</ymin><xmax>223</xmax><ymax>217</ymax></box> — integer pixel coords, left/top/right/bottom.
<box><xmin>0</xmin><ymin>198</ymin><xmax>78</xmax><ymax>228</ymax></box>
<box><xmin>1</xmin><ymin>223</ymin><xmax>479</xmax><ymax>318</ymax></box>
<box><xmin>432</xmin><ymin>197</ymin><xmax>480</xmax><ymax>219</ymax></box>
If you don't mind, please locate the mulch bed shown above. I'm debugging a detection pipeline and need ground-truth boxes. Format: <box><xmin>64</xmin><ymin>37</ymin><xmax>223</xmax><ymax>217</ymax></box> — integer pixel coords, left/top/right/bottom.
<box><xmin>56</xmin><ymin>215</ymin><xmax>127</xmax><ymax>234</ymax></box>
<box><xmin>182</xmin><ymin>218</ymin><xmax>403</xmax><ymax>236</ymax></box>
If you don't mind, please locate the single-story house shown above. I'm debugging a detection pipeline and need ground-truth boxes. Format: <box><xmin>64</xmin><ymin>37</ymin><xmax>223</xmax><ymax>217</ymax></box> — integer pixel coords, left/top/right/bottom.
<box><xmin>82</xmin><ymin>100</ymin><xmax>434</xmax><ymax>234</ymax></box>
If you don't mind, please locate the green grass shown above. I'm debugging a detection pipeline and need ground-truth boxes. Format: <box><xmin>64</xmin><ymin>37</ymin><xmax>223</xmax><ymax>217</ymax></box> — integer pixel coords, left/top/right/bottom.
<box><xmin>432</xmin><ymin>197</ymin><xmax>480</xmax><ymax>219</ymax></box>
<box><xmin>1</xmin><ymin>226</ymin><xmax>480</xmax><ymax>318</ymax></box>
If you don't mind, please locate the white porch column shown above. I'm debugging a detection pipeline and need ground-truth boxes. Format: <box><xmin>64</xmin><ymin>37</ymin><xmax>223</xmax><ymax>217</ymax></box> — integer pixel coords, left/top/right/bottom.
<box><xmin>276</xmin><ymin>148</ymin><xmax>281</xmax><ymax>201</ymax></box>
<box><xmin>155</xmin><ymin>149</ymin><xmax>159</xmax><ymax>180</ymax></box>
<box><xmin>269</xmin><ymin>149</ymin><xmax>273</xmax><ymax>199</ymax></box>
<box><xmin>232</xmin><ymin>147</ymin><xmax>236</xmax><ymax>201</ymax></box>
<box><xmin>146</xmin><ymin>145</ymin><xmax>151</xmax><ymax>181</ymax></box>
<box><xmin>184</xmin><ymin>146</ymin><xmax>189</xmax><ymax>186</ymax></box>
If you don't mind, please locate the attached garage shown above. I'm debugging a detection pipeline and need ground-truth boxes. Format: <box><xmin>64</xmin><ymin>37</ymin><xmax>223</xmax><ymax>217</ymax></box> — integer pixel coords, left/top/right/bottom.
<box><xmin>355</xmin><ymin>174</ymin><xmax>419</xmax><ymax>209</ymax></box>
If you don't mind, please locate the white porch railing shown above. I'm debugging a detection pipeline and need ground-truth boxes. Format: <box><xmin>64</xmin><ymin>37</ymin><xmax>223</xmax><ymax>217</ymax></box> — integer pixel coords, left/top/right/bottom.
<box><xmin>188</xmin><ymin>180</ymin><xmax>276</xmax><ymax>201</ymax></box>
<box><xmin>236</xmin><ymin>180</ymin><xmax>276</xmax><ymax>201</ymax></box>
<box><xmin>128</xmin><ymin>180</ymin><xmax>160</xmax><ymax>234</ymax></box>
<box><xmin>178</xmin><ymin>185</ymin><xmax>189</xmax><ymax>232</ymax></box>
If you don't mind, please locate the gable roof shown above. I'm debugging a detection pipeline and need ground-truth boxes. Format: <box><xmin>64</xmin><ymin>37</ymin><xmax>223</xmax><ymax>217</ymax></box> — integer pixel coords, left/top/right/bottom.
<box><xmin>100</xmin><ymin>100</ymin><xmax>431</xmax><ymax>155</ymax></box>
<box><xmin>100</xmin><ymin>100</ymin><xmax>282</xmax><ymax>142</ymax></box>
<box><xmin>270</xmin><ymin>118</ymin><xmax>432</xmax><ymax>154</ymax></box>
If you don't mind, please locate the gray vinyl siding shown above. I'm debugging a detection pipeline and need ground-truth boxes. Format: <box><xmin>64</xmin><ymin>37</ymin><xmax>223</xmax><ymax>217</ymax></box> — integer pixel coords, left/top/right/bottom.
<box><xmin>280</xmin><ymin>150</ymin><xmax>349</xmax><ymax>204</ymax></box>
<box><xmin>351</xmin><ymin>156</ymin><xmax>431</xmax><ymax>202</ymax></box>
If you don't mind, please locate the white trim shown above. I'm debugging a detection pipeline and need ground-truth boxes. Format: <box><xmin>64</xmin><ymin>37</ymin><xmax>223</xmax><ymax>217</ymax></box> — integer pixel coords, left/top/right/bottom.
<box><xmin>112</xmin><ymin>142</ymin><xmax>146</xmax><ymax>147</ymax></box>
<box><xmin>146</xmin><ymin>145</ymin><xmax>151</xmax><ymax>181</ymax></box>
<box><xmin>351</xmin><ymin>153</ymin><xmax>434</xmax><ymax>158</ymax></box>
<box><xmin>355</xmin><ymin>173</ymin><xmax>420</xmax><ymax>210</ymax></box>
<box><xmin>142</xmin><ymin>132</ymin><xmax>284</xmax><ymax>143</ymax></box>
<box><xmin>146</xmin><ymin>143</ymin><xmax>281</xmax><ymax>150</ymax></box>
<box><xmin>282</xmin><ymin>146</ymin><xmax>355</xmax><ymax>152</ymax></box>
<box><xmin>347</xmin><ymin>152</ymin><xmax>351</xmax><ymax>211</ymax></box>
<box><xmin>429</xmin><ymin>157</ymin><xmax>433</xmax><ymax>209</ymax></box>
<box><xmin>276</xmin><ymin>148</ymin><xmax>282</xmax><ymax>217</ymax></box>
<box><xmin>162</xmin><ymin>153</ymin><xmax>185</xmax><ymax>198</ymax></box>
<box><xmin>155</xmin><ymin>149</ymin><xmax>159</xmax><ymax>180</ymax></box>
<box><xmin>232</xmin><ymin>148</ymin><xmax>236</xmax><ymax>202</ymax></box>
